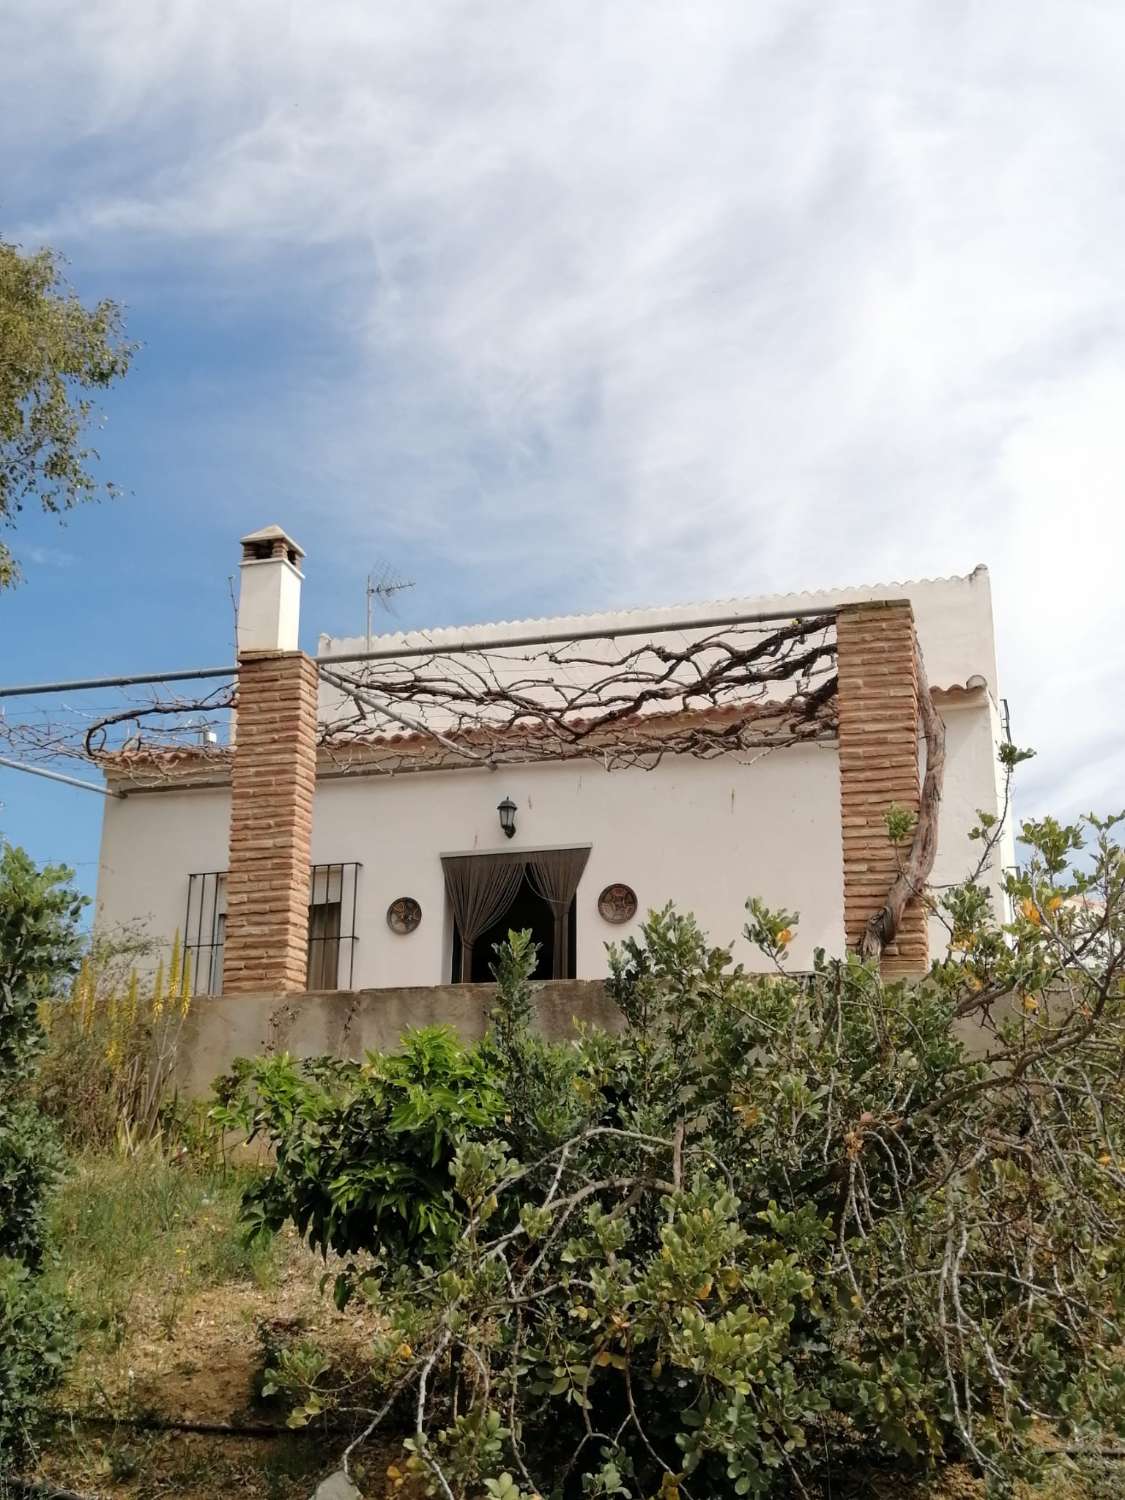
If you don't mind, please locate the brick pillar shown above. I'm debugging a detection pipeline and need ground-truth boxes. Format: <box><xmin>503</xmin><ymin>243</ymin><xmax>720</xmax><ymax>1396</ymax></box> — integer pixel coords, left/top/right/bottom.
<box><xmin>836</xmin><ymin>601</ymin><xmax>928</xmax><ymax>976</ymax></box>
<box><xmin>222</xmin><ymin>651</ymin><xmax>318</xmax><ymax>994</ymax></box>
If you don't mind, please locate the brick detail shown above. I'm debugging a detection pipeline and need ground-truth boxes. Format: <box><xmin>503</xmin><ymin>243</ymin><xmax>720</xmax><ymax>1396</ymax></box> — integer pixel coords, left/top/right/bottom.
<box><xmin>836</xmin><ymin>602</ymin><xmax>928</xmax><ymax>976</ymax></box>
<box><xmin>223</xmin><ymin>651</ymin><xmax>318</xmax><ymax>994</ymax></box>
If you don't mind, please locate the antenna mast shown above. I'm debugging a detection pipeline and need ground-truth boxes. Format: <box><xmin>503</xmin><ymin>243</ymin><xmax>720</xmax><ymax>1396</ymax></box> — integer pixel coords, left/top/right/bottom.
<box><xmin>364</xmin><ymin>563</ymin><xmax>416</xmax><ymax>651</ymax></box>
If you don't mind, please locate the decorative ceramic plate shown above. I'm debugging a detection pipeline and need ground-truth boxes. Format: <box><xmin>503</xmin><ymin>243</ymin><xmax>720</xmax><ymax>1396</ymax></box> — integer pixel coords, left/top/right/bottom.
<box><xmin>597</xmin><ymin>883</ymin><xmax>638</xmax><ymax>924</ymax></box>
<box><xmin>387</xmin><ymin>897</ymin><xmax>422</xmax><ymax>934</ymax></box>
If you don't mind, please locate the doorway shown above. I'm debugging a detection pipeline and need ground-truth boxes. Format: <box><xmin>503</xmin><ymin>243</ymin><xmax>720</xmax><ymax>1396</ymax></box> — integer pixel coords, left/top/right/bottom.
<box><xmin>451</xmin><ymin>869</ymin><xmax>577</xmax><ymax>982</ymax></box>
<box><xmin>442</xmin><ymin>847</ymin><xmax>589</xmax><ymax>984</ymax></box>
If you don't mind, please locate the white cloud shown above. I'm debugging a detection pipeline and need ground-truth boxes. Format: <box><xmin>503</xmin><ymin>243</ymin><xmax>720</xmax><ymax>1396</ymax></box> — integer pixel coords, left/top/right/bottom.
<box><xmin>22</xmin><ymin>545</ymin><xmax>77</xmax><ymax>569</ymax></box>
<box><xmin>2</xmin><ymin>0</ymin><xmax>1123</xmax><ymax>820</ymax></box>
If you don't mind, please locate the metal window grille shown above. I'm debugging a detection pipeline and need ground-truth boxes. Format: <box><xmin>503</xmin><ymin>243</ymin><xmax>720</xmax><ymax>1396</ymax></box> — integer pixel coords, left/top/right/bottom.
<box><xmin>185</xmin><ymin>871</ymin><xmax>227</xmax><ymax>997</ymax></box>
<box><xmin>184</xmin><ymin>863</ymin><xmax>361</xmax><ymax>995</ymax></box>
<box><xmin>307</xmin><ymin>862</ymin><xmax>361</xmax><ymax>990</ymax></box>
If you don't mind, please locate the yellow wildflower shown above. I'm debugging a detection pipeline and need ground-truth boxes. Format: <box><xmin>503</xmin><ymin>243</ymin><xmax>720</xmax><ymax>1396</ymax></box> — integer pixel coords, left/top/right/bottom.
<box><xmin>179</xmin><ymin>947</ymin><xmax>193</xmax><ymax>1017</ymax></box>
<box><xmin>151</xmin><ymin>960</ymin><xmax>166</xmax><ymax>1020</ymax></box>
<box><xmin>125</xmin><ymin>971</ymin><xmax>139</xmax><ymax>1025</ymax></box>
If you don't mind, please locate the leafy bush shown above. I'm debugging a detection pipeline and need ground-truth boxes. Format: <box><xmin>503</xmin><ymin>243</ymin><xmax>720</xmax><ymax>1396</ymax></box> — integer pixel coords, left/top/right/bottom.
<box><xmin>0</xmin><ymin>842</ymin><xmax>86</xmax><ymax>1008</ymax></box>
<box><xmin>216</xmin><ymin>1023</ymin><xmax>508</xmax><ymax>1272</ymax></box>
<box><xmin>0</xmin><ymin>840</ymin><xmax>80</xmax><ymax>1468</ymax></box>
<box><xmin>0</xmin><ymin>1259</ymin><xmax>72</xmax><ymax>1458</ymax></box>
<box><xmin>227</xmin><ymin>811</ymin><xmax>1125</xmax><ymax>1497</ymax></box>
<box><xmin>0</xmin><ymin>1092</ymin><xmax>66</xmax><ymax>1271</ymax></box>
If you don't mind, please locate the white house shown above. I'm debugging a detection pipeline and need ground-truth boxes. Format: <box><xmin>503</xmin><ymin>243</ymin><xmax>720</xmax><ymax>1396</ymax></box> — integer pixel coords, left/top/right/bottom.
<box><xmin>93</xmin><ymin>525</ymin><xmax>1012</xmax><ymax>1010</ymax></box>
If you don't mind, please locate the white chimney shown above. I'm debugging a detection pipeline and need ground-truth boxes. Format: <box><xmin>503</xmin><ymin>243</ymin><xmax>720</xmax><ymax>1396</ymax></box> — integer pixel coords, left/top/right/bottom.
<box><xmin>237</xmin><ymin>524</ymin><xmax>305</xmax><ymax>653</ymax></box>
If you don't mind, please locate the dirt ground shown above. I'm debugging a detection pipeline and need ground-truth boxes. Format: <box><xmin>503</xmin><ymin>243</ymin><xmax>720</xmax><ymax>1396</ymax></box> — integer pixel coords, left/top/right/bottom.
<box><xmin>32</xmin><ymin>1230</ymin><xmax>402</xmax><ymax>1500</ymax></box>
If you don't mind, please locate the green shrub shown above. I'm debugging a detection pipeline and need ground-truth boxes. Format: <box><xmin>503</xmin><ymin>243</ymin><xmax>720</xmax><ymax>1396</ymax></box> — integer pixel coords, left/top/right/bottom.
<box><xmin>0</xmin><ymin>842</ymin><xmax>85</xmax><ymax>1009</ymax></box>
<box><xmin>0</xmin><ymin>1258</ymin><xmax>72</xmax><ymax>1458</ymax></box>
<box><xmin>0</xmin><ymin>1095</ymin><xmax>65</xmax><ymax>1271</ymax></box>
<box><xmin>215</xmin><ymin>1024</ymin><xmax>508</xmax><ymax>1274</ymax></box>
<box><xmin>227</xmin><ymin>811</ymin><xmax>1125</xmax><ymax>1497</ymax></box>
<box><xmin>0</xmin><ymin>840</ymin><xmax>80</xmax><ymax>1469</ymax></box>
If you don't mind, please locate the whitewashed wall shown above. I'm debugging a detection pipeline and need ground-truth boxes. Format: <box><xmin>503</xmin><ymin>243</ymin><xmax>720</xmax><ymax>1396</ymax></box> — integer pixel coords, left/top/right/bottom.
<box><xmin>931</xmin><ymin>695</ymin><xmax>1013</xmax><ymax>919</ymax></box>
<box><xmin>96</xmin><ymin>783</ymin><xmax>231</xmax><ymax>958</ymax></box>
<box><xmin>96</xmin><ymin>745</ymin><xmax>842</xmax><ymax>981</ymax></box>
<box><xmin>310</xmin><ymin>744</ymin><xmax>844</xmax><ymax>982</ymax></box>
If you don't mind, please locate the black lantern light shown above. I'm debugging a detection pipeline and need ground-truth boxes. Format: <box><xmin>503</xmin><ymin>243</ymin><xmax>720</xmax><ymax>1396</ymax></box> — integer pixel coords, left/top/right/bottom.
<box><xmin>497</xmin><ymin>796</ymin><xmax>517</xmax><ymax>839</ymax></box>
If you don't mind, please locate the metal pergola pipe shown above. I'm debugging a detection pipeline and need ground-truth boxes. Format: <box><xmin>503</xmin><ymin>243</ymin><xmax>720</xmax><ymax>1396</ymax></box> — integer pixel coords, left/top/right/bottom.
<box><xmin>0</xmin><ymin>665</ymin><xmax>237</xmax><ymax>699</ymax></box>
<box><xmin>0</xmin><ymin>754</ymin><xmax>124</xmax><ymax>798</ymax></box>
<box><xmin>0</xmin><ymin>605</ymin><xmax>842</xmax><ymax>699</ymax></box>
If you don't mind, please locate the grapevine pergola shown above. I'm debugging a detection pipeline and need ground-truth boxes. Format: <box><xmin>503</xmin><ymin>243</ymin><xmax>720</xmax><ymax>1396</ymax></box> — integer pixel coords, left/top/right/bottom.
<box><xmin>0</xmin><ymin>613</ymin><xmax>840</xmax><ymax>778</ymax></box>
<box><xmin>315</xmin><ymin>614</ymin><xmax>840</xmax><ymax>774</ymax></box>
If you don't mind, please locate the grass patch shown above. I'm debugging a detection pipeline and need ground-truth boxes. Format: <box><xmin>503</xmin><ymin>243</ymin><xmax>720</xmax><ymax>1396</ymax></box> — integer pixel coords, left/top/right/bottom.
<box><xmin>49</xmin><ymin>1143</ymin><xmax>281</xmax><ymax>1353</ymax></box>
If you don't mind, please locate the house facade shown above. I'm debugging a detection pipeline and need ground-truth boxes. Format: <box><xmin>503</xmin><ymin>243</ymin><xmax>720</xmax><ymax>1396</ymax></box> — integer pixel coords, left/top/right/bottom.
<box><xmin>93</xmin><ymin>525</ymin><xmax>1012</xmax><ymax>1012</ymax></box>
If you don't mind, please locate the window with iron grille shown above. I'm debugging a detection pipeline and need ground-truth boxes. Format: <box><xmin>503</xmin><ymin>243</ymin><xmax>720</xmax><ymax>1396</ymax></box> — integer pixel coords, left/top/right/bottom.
<box><xmin>184</xmin><ymin>863</ymin><xmax>361</xmax><ymax>995</ymax></box>
<box><xmin>185</xmin><ymin>871</ymin><xmax>227</xmax><ymax>997</ymax></box>
<box><xmin>307</xmin><ymin>863</ymin><xmax>361</xmax><ymax>990</ymax></box>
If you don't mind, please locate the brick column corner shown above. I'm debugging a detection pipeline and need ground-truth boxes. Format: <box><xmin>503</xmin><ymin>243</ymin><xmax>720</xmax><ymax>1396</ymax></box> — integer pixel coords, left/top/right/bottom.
<box><xmin>223</xmin><ymin>651</ymin><xmax>318</xmax><ymax>995</ymax></box>
<box><xmin>836</xmin><ymin>601</ymin><xmax>928</xmax><ymax>977</ymax></box>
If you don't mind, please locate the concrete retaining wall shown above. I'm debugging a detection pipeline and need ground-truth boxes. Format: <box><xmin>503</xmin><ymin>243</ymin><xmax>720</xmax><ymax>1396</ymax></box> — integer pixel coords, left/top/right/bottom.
<box><xmin>176</xmin><ymin>978</ymin><xmax>615</xmax><ymax>1096</ymax></box>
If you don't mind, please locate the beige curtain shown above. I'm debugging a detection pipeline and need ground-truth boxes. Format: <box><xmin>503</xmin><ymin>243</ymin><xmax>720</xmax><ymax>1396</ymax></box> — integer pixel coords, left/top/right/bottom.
<box><xmin>442</xmin><ymin>852</ymin><xmax>526</xmax><ymax>982</ymax></box>
<box><xmin>306</xmin><ymin>901</ymin><xmax>342</xmax><ymax>990</ymax></box>
<box><xmin>527</xmin><ymin>847</ymin><xmax>591</xmax><ymax>978</ymax></box>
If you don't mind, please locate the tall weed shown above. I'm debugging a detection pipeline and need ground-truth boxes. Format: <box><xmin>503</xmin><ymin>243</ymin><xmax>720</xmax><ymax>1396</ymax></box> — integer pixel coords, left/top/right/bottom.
<box><xmin>37</xmin><ymin>928</ymin><xmax>193</xmax><ymax>1149</ymax></box>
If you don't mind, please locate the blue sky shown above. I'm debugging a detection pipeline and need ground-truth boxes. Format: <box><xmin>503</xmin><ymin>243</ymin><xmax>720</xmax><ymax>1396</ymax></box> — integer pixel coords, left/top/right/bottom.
<box><xmin>2</xmin><ymin>0</ymin><xmax>1122</xmax><ymax>897</ymax></box>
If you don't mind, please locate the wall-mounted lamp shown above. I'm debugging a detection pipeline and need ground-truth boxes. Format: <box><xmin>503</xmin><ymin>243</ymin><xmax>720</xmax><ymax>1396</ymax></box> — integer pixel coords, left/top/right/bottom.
<box><xmin>497</xmin><ymin>796</ymin><xmax>518</xmax><ymax>840</ymax></box>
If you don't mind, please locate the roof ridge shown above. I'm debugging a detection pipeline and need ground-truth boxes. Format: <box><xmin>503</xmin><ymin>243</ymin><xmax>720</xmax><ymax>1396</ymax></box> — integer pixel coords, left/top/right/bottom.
<box><xmin>319</xmin><ymin>567</ymin><xmax>989</xmax><ymax>651</ymax></box>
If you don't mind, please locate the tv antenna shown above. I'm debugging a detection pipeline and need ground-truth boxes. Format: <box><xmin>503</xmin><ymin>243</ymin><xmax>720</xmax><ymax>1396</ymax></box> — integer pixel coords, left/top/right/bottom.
<box><xmin>365</xmin><ymin>562</ymin><xmax>415</xmax><ymax>650</ymax></box>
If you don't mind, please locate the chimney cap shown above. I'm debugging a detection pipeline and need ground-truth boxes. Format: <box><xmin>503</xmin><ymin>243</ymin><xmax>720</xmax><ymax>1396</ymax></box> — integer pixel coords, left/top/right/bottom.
<box><xmin>241</xmin><ymin>522</ymin><xmax>306</xmax><ymax>558</ymax></box>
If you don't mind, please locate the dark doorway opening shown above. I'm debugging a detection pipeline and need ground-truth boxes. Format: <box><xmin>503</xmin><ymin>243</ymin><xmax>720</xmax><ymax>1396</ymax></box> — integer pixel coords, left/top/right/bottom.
<box><xmin>451</xmin><ymin>870</ymin><xmax>577</xmax><ymax>982</ymax></box>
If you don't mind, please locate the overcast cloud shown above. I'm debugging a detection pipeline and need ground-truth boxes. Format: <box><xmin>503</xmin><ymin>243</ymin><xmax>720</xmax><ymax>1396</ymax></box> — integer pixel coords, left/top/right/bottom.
<box><xmin>2</xmin><ymin>0</ymin><xmax>1121</xmax><ymax>821</ymax></box>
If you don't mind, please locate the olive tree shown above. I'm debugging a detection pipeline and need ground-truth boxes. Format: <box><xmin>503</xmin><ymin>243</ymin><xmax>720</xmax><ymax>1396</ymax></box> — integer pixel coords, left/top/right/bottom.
<box><xmin>0</xmin><ymin>239</ymin><xmax>134</xmax><ymax>586</ymax></box>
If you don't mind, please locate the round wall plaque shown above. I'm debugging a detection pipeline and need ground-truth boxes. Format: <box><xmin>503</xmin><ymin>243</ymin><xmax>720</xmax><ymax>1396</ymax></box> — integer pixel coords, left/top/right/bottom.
<box><xmin>387</xmin><ymin>897</ymin><xmax>422</xmax><ymax>934</ymax></box>
<box><xmin>597</xmin><ymin>883</ymin><xmax>637</xmax><ymax>925</ymax></box>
